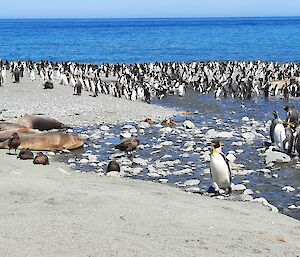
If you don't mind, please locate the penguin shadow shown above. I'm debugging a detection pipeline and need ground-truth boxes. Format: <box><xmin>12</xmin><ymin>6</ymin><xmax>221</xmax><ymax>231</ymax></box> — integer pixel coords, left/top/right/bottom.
<box><xmin>263</xmin><ymin>141</ymin><xmax>297</xmax><ymax>157</ymax></box>
<box><xmin>6</xmin><ymin>152</ymin><xmax>17</xmax><ymax>156</ymax></box>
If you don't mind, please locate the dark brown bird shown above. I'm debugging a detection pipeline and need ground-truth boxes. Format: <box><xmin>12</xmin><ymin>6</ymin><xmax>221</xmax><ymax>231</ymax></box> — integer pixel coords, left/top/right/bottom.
<box><xmin>8</xmin><ymin>132</ymin><xmax>21</xmax><ymax>154</ymax></box>
<box><xmin>18</xmin><ymin>148</ymin><xmax>34</xmax><ymax>160</ymax></box>
<box><xmin>33</xmin><ymin>152</ymin><xmax>49</xmax><ymax>165</ymax></box>
<box><xmin>115</xmin><ymin>138</ymin><xmax>140</xmax><ymax>152</ymax></box>
<box><xmin>106</xmin><ymin>160</ymin><xmax>120</xmax><ymax>173</ymax></box>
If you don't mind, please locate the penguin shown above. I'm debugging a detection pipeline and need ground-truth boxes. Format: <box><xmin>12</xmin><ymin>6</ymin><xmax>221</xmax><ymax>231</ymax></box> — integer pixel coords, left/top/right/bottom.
<box><xmin>284</xmin><ymin>105</ymin><xmax>299</xmax><ymax>126</ymax></box>
<box><xmin>209</xmin><ymin>140</ymin><xmax>232</xmax><ymax>194</ymax></box>
<box><xmin>270</xmin><ymin>111</ymin><xmax>282</xmax><ymax>144</ymax></box>
<box><xmin>294</xmin><ymin>127</ymin><xmax>300</xmax><ymax>156</ymax></box>
<box><xmin>273</xmin><ymin>123</ymin><xmax>286</xmax><ymax>151</ymax></box>
<box><xmin>283</xmin><ymin>123</ymin><xmax>295</xmax><ymax>154</ymax></box>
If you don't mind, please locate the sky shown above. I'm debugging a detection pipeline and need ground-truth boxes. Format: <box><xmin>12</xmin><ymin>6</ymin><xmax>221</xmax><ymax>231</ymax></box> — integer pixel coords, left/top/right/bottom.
<box><xmin>0</xmin><ymin>0</ymin><xmax>299</xmax><ymax>19</ymax></box>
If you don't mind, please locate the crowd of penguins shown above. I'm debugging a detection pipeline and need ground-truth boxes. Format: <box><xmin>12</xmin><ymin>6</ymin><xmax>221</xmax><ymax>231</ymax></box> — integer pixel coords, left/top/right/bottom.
<box><xmin>1</xmin><ymin>59</ymin><xmax>300</xmax><ymax>101</ymax></box>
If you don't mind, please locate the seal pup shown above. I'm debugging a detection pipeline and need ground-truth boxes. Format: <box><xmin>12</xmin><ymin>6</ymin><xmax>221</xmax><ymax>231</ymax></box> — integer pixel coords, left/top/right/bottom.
<box><xmin>18</xmin><ymin>148</ymin><xmax>34</xmax><ymax>160</ymax></box>
<box><xmin>7</xmin><ymin>132</ymin><xmax>21</xmax><ymax>154</ymax></box>
<box><xmin>0</xmin><ymin>132</ymin><xmax>84</xmax><ymax>151</ymax></box>
<box><xmin>209</xmin><ymin>140</ymin><xmax>232</xmax><ymax>194</ymax></box>
<box><xmin>115</xmin><ymin>138</ymin><xmax>140</xmax><ymax>152</ymax></box>
<box><xmin>106</xmin><ymin>160</ymin><xmax>120</xmax><ymax>173</ymax></box>
<box><xmin>33</xmin><ymin>152</ymin><xmax>49</xmax><ymax>165</ymax></box>
<box><xmin>16</xmin><ymin>115</ymin><xmax>68</xmax><ymax>131</ymax></box>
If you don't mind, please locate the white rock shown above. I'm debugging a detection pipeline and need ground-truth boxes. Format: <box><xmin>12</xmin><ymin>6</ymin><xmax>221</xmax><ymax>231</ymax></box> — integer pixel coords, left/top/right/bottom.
<box><xmin>120</xmin><ymin>132</ymin><xmax>132</xmax><ymax>139</ymax></box>
<box><xmin>243</xmin><ymin>189</ymin><xmax>254</xmax><ymax>195</ymax></box>
<box><xmin>282</xmin><ymin>186</ymin><xmax>295</xmax><ymax>192</ymax></box>
<box><xmin>138</xmin><ymin>122</ymin><xmax>150</xmax><ymax>129</ymax></box>
<box><xmin>184</xmin><ymin>179</ymin><xmax>200</xmax><ymax>186</ymax></box>
<box><xmin>226</xmin><ymin>153</ymin><xmax>236</xmax><ymax>163</ymax></box>
<box><xmin>242</xmin><ymin>116</ymin><xmax>250</xmax><ymax>122</ymax></box>
<box><xmin>173</xmin><ymin>168</ymin><xmax>193</xmax><ymax>176</ymax></box>
<box><xmin>106</xmin><ymin>171</ymin><xmax>121</xmax><ymax>177</ymax></box>
<box><xmin>79</xmin><ymin>159</ymin><xmax>89</xmax><ymax>164</ymax></box>
<box><xmin>88</xmin><ymin>155</ymin><xmax>98</xmax><ymax>163</ymax></box>
<box><xmin>100</xmin><ymin>125</ymin><xmax>110</xmax><ymax>131</ymax></box>
<box><xmin>217</xmin><ymin>131</ymin><xmax>234</xmax><ymax>139</ymax></box>
<box><xmin>185</xmin><ymin>187</ymin><xmax>201</xmax><ymax>193</ymax></box>
<box><xmin>205</xmin><ymin>129</ymin><xmax>218</xmax><ymax>138</ymax></box>
<box><xmin>231</xmin><ymin>184</ymin><xmax>247</xmax><ymax>191</ymax></box>
<box><xmin>133</xmin><ymin>158</ymin><xmax>148</xmax><ymax>166</ymax></box>
<box><xmin>159</xmin><ymin>127</ymin><xmax>172</xmax><ymax>133</ymax></box>
<box><xmin>183</xmin><ymin>120</ymin><xmax>196</xmax><ymax>129</ymax></box>
<box><xmin>265</xmin><ymin>150</ymin><xmax>291</xmax><ymax>164</ymax></box>
<box><xmin>241</xmin><ymin>132</ymin><xmax>256</xmax><ymax>141</ymax></box>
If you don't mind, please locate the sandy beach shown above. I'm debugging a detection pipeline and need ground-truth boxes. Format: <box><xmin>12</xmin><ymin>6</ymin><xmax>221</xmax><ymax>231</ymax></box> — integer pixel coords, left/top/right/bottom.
<box><xmin>1</xmin><ymin>76</ymin><xmax>300</xmax><ymax>256</ymax></box>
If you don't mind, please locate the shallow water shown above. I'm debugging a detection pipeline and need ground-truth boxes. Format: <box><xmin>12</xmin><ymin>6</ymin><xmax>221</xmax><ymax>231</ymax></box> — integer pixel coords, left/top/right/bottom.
<box><xmin>56</xmin><ymin>91</ymin><xmax>300</xmax><ymax>220</ymax></box>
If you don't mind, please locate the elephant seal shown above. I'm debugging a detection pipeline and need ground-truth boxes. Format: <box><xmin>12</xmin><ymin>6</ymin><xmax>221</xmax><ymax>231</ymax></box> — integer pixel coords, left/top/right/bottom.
<box><xmin>0</xmin><ymin>122</ymin><xmax>26</xmax><ymax>131</ymax></box>
<box><xmin>0</xmin><ymin>127</ymin><xmax>38</xmax><ymax>142</ymax></box>
<box><xmin>33</xmin><ymin>152</ymin><xmax>49</xmax><ymax>165</ymax></box>
<box><xmin>16</xmin><ymin>115</ymin><xmax>69</xmax><ymax>131</ymax></box>
<box><xmin>18</xmin><ymin>148</ymin><xmax>34</xmax><ymax>160</ymax></box>
<box><xmin>0</xmin><ymin>132</ymin><xmax>84</xmax><ymax>151</ymax></box>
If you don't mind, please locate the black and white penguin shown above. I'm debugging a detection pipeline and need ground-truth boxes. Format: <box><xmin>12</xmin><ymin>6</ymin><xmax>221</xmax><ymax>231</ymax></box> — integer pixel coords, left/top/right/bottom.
<box><xmin>273</xmin><ymin>122</ymin><xmax>286</xmax><ymax>151</ymax></box>
<box><xmin>270</xmin><ymin>111</ymin><xmax>282</xmax><ymax>144</ymax></box>
<box><xmin>283</xmin><ymin>123</ymin><xmax>296</xmax><ymax>154</ymax></box>
<box><xmin>209</xmin><ymin>140</ymin><xmax>232</xmax><ymax>194</ymax></box>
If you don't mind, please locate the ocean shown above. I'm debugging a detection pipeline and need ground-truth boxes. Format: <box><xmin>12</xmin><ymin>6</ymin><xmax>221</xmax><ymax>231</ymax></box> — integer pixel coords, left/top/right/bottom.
<box><xmin>0</xmin><ymin>17</ymin><xmax>300</xmax><ymax>63</ymax></box>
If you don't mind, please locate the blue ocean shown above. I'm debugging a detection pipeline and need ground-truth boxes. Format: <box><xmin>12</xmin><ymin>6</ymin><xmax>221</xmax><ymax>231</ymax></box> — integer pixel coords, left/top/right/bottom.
<box><xmin>0</xmin><ymin>17</ymin><xmax>300</xmax><ymax>63</ymax></box>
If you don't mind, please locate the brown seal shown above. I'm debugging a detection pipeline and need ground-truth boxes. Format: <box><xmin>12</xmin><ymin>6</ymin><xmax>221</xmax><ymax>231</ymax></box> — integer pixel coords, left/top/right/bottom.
<box><xmin>33</xmin><ymin>152</ymin><xmax>49</xmax><ymax>165</ymax></box>
<box><xmin>0</xmin><ymin>122</ymin><xmax>26</xmax><ymax>131</ymax></box>
<box><xmin>16</xmin><ymin>114</ymin><xmax>69</xmax><ymax>131</ymax></box>
<box><xmin>115</xmin><ymin>138</ymin><xmax>140</xmax><ymax>152</ymax></box>
<box><xmin>106</xmin><ymin>160</ymin><xmax>120</xmax><ymax>173</ymax></box>
<box><xmin>0</xmin><ymin>132</ymin><xmax>84</xmax><ymax>151</ymax></box>
<box><xmin>0</xmin><ymin>127</ymin><xmax>40</xmax><ymax>142</ymax></box>
<box><xmin>162</xmin><ymin>118</ymin><xmax>177</xmax><ymax>126</ymax></box>
<box><xmin>8</xmin><ymin>132</ymin><xmax>21</xmax><ymax>154</ymax></box>
<box><xmin>18</xmin><ymin>148</ymin><xmax>34</xmax><ymax>160</ymax></box>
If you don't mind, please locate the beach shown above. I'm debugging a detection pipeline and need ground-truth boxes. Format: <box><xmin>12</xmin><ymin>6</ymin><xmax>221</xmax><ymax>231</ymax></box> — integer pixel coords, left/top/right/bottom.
<box><xmin>0</xmin><ymin>75</ymin><xmax>300</xmax><ymax>256</ymax></box>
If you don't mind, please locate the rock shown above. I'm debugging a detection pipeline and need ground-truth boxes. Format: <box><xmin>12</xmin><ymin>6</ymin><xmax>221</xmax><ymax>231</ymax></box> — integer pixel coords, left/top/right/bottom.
<box><xmin>147</xmin><ymin>173</ymin><xmax>161</xmax><ymax>178</ymax></box>
<box><xmin>80</xmin><ymin>134</ymin><xmax>90</xmax><ymax>140</ymax></box>
<box><xmin>184</xmin><ymin>141</ymin><xmax>196</xmax><ymax>148</ymax></box>
<box><xmin>231</xmin><ymin>141</ymin><xmax>243</xmax><ymax>147</ymax></box>
<box><xmin>242</xmin><ymin>116</ymin><xmax>250</xmax><ymax>122</ymax></box>
<box><xmin>127</xmin><ymin>167</ymin><xmax>143</xmax><ymax>175</ymax></box>
<box><xmin>160</xmin><ymin>141</ymin><xmax>173</xmax><ymax>147</ymax></box>
<box><xmin>159</xmin><ymin>127</ymin><xmax>172</xmax><ymax>133</ymax></box>
<box><xmin>132</xmin><ymin>158</ymin><xmax>148</xmax><ymax>166</ymax></box>
<box><xmin>68</xmin><ymin>158</ymin><xmax>76</xmax><ymax>163</ymax></box>
<box><xmin>185</xmin><ymin>187</ymin><xmax>201</xmax><ymax>193</ymax></box>
<box><xmin>184</xmin><ymin>179</ymin><xmax>200</xmax><ymax>186</ymax></box>
<box><xmin>241</xmin><ymin>132</ymin><xmax>256</xmax><ymax>141</ymax></box>
<box><xmin>173</xmin><ymin>168</ymin><xmax>193</xmax><ymax>176</ymax></box>
<box><xmin>88</xmin><ymin>155</ymin><xmax>98</xmax><ymax>163</ymax></box>
<box><xmin>138</xmin><ymin>122</ymin><xmax>151</xmax><ymax>129</ymax></box>
<box><xmin>205</xmin><ymin>129</ymin><xmax>218</xmax><ymax>138</ymax></box>
<box><xmin>120</xmin><ymin>132</ymin><xmax>132</xmax><ymax>139</ymax></box>
<box><xmin>217</xmin><ymin>131</ymin><xmax>234</xmax><ymax>139</ymax></box>
<box><xmin>79</xmin><ymin>159</ymin><xmax>89</xmax><ymax>165</ymax></box>
<box><xmin>181</xmin><ymin>153</ymin><xmax>190</xmax><ymax>158</ymax></box>
<box><xmin>161</xmin><ymin>155</ymin><xmax>173</xmax><ymax>161</ymax></box>
<box><xmin>100</xmin><ymin>125</ymin><xmax>110</xmax><ymax>131</ymax></box>
<box><xmin>282</xmin><ymin>186</ymin><xmax>295</xmax><ymax>192</ymax></box>
<box><xmin>252</xmin><ymin>197</ymin><xmax>279</xmax><ymax>213</ymax></box>
<box><xmin>159</xmin><ymin>179</ymin><xmax>169</xmax><ymax>184</ymax></box>
<box><xmin>265</xmin><ymin>150</ymin><xmax>291</xmax><ymax>164</ymax></box>
<box><xmin>226</xmin><ymin>153</ymin><xmax>236</xmax><ymax>163</ymax></box>
<box><xmin>231</xmin><ymin>184</ymin><xmax>246</xmax><ymax>191</ymax></box>
<box><xmin>183</xmin><ymin>120</ymin><xmax>195</xmax><ymax>129</ymax></box>
<box><xmin>243</xmin><ymin>189</ymin><xmax>254</xmax><ymax>195</ymax></box>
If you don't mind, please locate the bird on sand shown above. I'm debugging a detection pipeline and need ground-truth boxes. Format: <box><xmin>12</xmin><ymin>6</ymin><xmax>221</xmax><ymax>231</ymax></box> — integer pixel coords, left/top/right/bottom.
<box><xmin>17</xmin><ymin>148</ymin><xmax>34</xmax><ymax>160</ymax></box>
<box><xmin>33</xmin><ymin>152</ymin><xmax>49</xmax><ymax>165</ymax></box>
<box><xmin>8</xmin><ymin>132</ymin><xmax>21</xmax><ymax>154</ymax></box>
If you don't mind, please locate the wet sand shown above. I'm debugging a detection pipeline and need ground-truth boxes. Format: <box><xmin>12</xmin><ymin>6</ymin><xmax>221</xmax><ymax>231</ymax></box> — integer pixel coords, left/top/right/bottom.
<box><xmin>0</xmin><ymin>76</ymin><xmax>300</xmax><ymax>256</ymax></box>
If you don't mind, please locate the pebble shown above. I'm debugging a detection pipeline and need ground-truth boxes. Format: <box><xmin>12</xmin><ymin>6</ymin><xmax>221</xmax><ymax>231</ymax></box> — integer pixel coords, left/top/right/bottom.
<box><xmin>243</xmin><ymin>189</ymin><xmax>254</xmax><ymax>195</ymax></box>
<box><xmin>183</xmin><ymin>120</ymin><xmax>196</xmax><ymax>129</ymax></box>
<box><xmin>173</xmin><ymin>168</ymin><xmax>193</xmax><ymax>176</ymax></box>
<box><xmin>138</xmin><ymin>122</ymin><xmax>151</xmax><ymax>129</ymax></box>
<box><xmin>242</xmin><ymin>116</ymin><xmax>250</xmax><ymax>122</ymax></box>
<box><xmin>282</xmin><ymin>186</ymin><xmax>295</xmax><ymax>192</ymax></box>
<box><xmin>184</xmin><ymin>179</ymin><xmax>200</xmax><ymax>186</ymax></box>
<box><xmin>120</xmin><ymin>132</ymin><xmax>132</xmax><ymax>139</ymax></box>
<box><xmin>159</xmin><ymin>127</ymin><xmax>172</xmax><ymax>133</ymax></box>
<box><xmin>231</xmin><ymin>184</ymin><xmax>247</xmax><ymax>191</ymax></box>
<box><xmin>185</xmin><ymin>187</ymin><xmax>201</xmax><ymax>193</ymax></box>
<box><xmin>100</xmin><ymin>125</ymin><xmax>110</xmax><ymax>131</ymax></box>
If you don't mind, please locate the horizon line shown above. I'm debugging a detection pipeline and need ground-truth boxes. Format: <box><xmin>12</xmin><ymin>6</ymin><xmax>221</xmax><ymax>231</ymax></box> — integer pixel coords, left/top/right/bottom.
<box><xmin>0</xmin><ymin>15</ymin><xmax>300</xmax><ymax>20</ymax></box>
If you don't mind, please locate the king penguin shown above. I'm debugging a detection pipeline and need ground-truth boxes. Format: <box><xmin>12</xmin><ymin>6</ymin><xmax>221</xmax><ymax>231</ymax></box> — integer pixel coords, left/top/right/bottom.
<box><xmin>209</xmin><ymin>140</ymin><xmax>232</xmax><ymax>194</ymax></box>
<box><xmin>270</xmin><ymin>111</ymin><xmax>282</xmax><ymax>144</ymax></box>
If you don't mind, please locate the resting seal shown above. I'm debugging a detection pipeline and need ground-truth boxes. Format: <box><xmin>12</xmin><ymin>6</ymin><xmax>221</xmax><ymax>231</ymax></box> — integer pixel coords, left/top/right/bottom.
<box><xmin>0</xmin><ymin>127</ymin><xmax>39</xmax><ymax>142</ymax></box>
<box><xmin>16</xmin><ymin>115</ymin><xmax>68</xmax><ymax>131</ymax></box>
<box><xmin>0</xmin><ymin>132</ymin><xmax>84</xmax><ymax>151</ymax></box>
<box><xmin>0</xmin><ymin>122</ymin><xmax>27</xmax><ymax>131</ymax></box>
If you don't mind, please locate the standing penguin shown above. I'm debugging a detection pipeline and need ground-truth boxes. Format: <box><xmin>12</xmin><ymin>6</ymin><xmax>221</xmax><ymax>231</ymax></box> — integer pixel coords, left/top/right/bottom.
<box><xmin>284</xmin><ymin>105</ymin><xmax>299</xmax><ymax>126</ymax></box>
<box><xmin>283</xmin><ymin>123</ymin><xmax>296</xmax><ymax>154</ymax></box>
<box><xmin>270</xmin><ymin>111</ymin><xmax>282</xmax><ymax>144</ymax></box>
<box><xmin>273</xmin><ymin>123</ymin><xmax>286</xmax><ymax>151</ymax></box>
<box><xmin>209</xmin><ymin>140</ymin><xmax>232</xmax><ymax>194</ymax></box>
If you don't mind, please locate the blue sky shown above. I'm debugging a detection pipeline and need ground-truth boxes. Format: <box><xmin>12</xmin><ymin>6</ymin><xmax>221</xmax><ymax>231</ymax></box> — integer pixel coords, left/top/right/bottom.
<box><xmin>1</xmin><ymin>0</ymin><xmax>299</xmax><ymax>18</ymax></box>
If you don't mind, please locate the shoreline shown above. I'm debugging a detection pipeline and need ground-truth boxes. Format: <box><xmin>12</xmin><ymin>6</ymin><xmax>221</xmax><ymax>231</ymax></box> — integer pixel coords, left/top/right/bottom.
<box><xmin>1</xmin><ymin>73</ymin><xmax>300</xmax><ymax>256</ymax></box>
<box><xmin>1</xmin><ymin>152</ymin><xmax>300</xmax><ymax>257</ymax></box>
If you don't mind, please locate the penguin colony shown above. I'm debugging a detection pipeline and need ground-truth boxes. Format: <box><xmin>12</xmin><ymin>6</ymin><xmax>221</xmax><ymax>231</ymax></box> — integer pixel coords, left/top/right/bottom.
<box><xmin>1</xmin><ymin>59</ymin><xmax>300</xmax><ymax>100</ymax></box>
